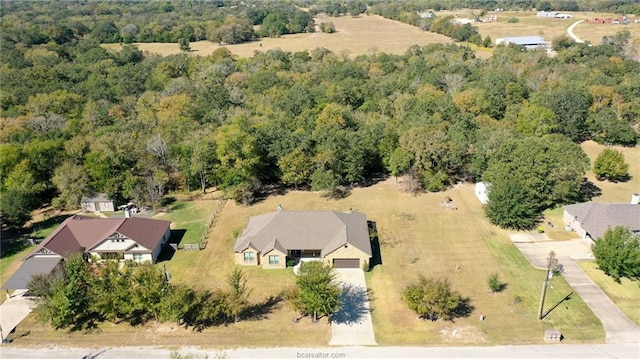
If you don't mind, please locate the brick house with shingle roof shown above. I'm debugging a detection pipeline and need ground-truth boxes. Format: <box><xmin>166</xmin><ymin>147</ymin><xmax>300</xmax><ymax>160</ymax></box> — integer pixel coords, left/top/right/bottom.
<box><xmin>233</xmin><ymin>210</ymin><xmax>372</xmax><ymax>269</ymax></box>
<box><xmin>563</xmin><ymin>199</ymin><xmax>640</xmax><ymax>241</ymax></box>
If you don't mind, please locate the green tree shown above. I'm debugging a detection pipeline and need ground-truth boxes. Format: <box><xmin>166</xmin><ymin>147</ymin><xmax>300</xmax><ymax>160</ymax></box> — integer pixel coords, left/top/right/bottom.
<box><xmin>52</xmin><ymin>161</ymin><xmax>91</xmax><ymax>210</ymax></box>
<box><xmin>487</xmin><ymin>273</ymin><xmax>506</xmax><ymax>292</ymax></box>
<box><xmin>292</xmin><ymin>261</ymin><xmax>341</xmax><ymax>321</ymax></box>
<box><xmin>403</xmin><ymin>277</ymin><xmax>464</xmax><ymax>321</ymax></box>
<box><xmin>278</xmin><ymin>148</ymin><xmax>313</xmax><ymax>189</ymax></box>
<box><xmin>387</xmin><ymin>147</ymin><xmax>412</xmax><ymax>181</ymax></box>
<box><xmin>226</xmin><ymin>267</ymin><xmax>251</xmax><ymax>323</ymax></box>
<box><xmin>33</xmin><ymin>255</ymin><xmax>95</xmax><ymax>329</ymax></box>
<box><xmin>593</xmin><ymin>148</ymin><xmax>629</xmax><ymax>182</ymax></box>
<box><xmin>484</xmin><ymin>178</ymin><xmax>541</xmax><ymax>230</ymax></box>
<box><xmin>592</xmin><ymin>226</ymin><xmax>640</xmax><ymax>283</ymax></box>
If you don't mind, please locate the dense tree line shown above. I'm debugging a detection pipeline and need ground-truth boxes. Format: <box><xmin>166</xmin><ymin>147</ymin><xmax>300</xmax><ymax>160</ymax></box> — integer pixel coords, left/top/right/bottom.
<box><xmin>0</xmin><ymin>1</ymin><xmax>315</xmax><ymax>47</ymax></box>
<box><xmin>1</xmin><ymin>1</ymin><xmax>640</xmax><ymax>230</ymax></box>
<box><xmin>28</xmin><ymin>257</ymin><xmax>253</xmax><ymax>331</ymax></box>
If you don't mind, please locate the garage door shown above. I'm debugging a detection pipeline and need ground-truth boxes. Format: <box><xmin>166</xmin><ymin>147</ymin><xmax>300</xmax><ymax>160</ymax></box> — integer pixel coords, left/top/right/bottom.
<box><xmin>333</xmin><ymin>258</ymin><xmax>360</xmax><ymax>268</ymax></box>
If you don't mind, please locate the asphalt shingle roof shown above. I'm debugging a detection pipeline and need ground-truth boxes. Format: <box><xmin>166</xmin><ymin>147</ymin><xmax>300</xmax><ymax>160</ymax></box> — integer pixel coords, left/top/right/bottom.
<box><xmin>233</xmin><ymin>211</ymin><xmax>372</xmax><ymax>257</ymax></box>
<box><xmin>564</xmin><ymin>202</ymin><xmax>640</xmax><ymax>239</ymax></box>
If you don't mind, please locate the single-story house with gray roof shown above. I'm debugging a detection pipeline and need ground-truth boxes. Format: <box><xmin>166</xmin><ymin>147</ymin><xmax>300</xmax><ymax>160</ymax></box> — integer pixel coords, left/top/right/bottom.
<box><xmin>81</xmin><ymin>193</ymin><xmax>115</xmax><ymax>213</ymax></box>
<box><xmin>563</xmin><ymin>198</ymin><xmax>640</xmax><ymax>242</ymax></box>
<box><xmin>233</xmin><ymin>210</ymin><xmax>372</xmax><ymax>269</ymax></box>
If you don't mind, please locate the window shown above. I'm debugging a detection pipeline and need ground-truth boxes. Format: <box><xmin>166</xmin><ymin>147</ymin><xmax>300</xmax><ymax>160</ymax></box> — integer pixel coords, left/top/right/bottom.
<box><xmin>133</xmin><ymin>253</ymin><xmax>144</xmax><ymax>261</ymax></box>
<box><xmin>269</xmin><ymin>255</ymin><xmax>279</xmax><ymax>265</ymax></box>
<box><xmin>244</xmin><ymin>252</ymin><xmax>255</xmax><ymax>262</ymax></box>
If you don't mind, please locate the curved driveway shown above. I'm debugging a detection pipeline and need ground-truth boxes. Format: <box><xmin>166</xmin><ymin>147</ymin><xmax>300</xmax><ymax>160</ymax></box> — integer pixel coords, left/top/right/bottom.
<box><xmin>567</xmin><ymin>20</ymin><xmax>585</xmax><ymax>43</ymax></box>
<box><xmin>510</xmin><ymin>234</ymin><xmax>639</xmax><ymax>344</ymax></box>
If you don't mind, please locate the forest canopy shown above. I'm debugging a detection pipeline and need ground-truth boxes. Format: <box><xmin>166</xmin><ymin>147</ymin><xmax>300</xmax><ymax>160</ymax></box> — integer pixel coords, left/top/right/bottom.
<box><xmin>1</xmin><ymin>1</ymin><xmax>639</xmax><ymax>230</ymax></box>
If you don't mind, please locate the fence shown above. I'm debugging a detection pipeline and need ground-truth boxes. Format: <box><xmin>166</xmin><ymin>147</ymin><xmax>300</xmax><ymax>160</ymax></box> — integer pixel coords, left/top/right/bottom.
<box><xmin>178</xmin><ymin>198</ymin><xmax>226</xmax><ymax>251</ymax></box>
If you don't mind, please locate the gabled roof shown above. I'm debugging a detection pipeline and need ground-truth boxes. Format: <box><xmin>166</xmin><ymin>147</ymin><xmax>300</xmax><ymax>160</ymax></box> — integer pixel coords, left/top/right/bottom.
<box><xmin>30</xmin><ymin>215</ymin><xmax>171</xmax><ymax>259</ymax></box>
<box><xmin>564</xmin><ymin>202</ymin><xmax>640</xmax><ymax>239</ymax></box>
<box><xmin>233</xmin><ymin>211</ymin><xmax>372</xmax><ymax>257</ymax></box>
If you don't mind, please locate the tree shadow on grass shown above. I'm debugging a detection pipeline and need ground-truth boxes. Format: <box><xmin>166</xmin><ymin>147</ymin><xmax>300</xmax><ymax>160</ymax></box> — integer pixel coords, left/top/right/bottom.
<box><xmin>242</xmin><ymin>295</ymin><xmax>282</xmax><ymax>321</ymax></box>
<box><xmin>449</xmin><ymin>296</ymin><xmax>474</xmax><ymax>322</ymax></box>
<box><xmin>331</xmin><ymin>283</ymin><xmax>372</xmax><ymax>325</ymax></box>
<box><xmin>577</xmin><ymin>180</ymin><xmax>602</xmax><ymax>202</ymax></box>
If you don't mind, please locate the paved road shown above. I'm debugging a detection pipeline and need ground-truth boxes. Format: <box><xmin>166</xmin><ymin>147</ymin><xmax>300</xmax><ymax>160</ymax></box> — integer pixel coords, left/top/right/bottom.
<box><xmin>0</xmin><ymin>290</ymin><xmax>33</xmax><ymax>342</ymax></box>
<box><xmin>511</xmin><ymin>234</ymin><xmax>640</xmax><ymax>344</ymax></box>
<box><xmin>329</xmin><ymin>269</ymin><xmax>377</xmax><ymax>346</ymax></box>
<box><xmin>567</xmin><ymin>20</ymin><xmax>586</xmax><ymax>43</ymax></box>
<box><xmin>1</xmin><ymin>343</ymin><xmax>639</xmax><ymax>359</ymax></box>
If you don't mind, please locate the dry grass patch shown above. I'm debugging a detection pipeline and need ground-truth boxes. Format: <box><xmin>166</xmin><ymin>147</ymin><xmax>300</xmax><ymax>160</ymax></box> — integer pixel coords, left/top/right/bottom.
<box><xmin>104</xmin><ymin>14</ymin><xmax>451</xmax><ymax>59</ymax></box>
<box><xmin>577</xmin><ymin>261</ymin><xmax>640</xmax><ymax>326</ymax></box>
<box><xmin>580</xmin><ymin>141</ymin><xmax>640</xmax><ymax>203</ymax></box>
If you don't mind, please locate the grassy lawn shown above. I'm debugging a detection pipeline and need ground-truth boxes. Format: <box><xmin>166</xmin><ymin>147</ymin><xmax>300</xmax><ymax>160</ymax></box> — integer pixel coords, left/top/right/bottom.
<box><xmin>577</xmin><ymin>261</ymin><xmax>640</xmax><ymax>326</ymax></box>
<box><xmin>6</xmin><ymin>180</ymin><xmax>605</xmax><ymax>347</ymax></box>
<box><xmin>156</xmin><ymin>199</ymin><xmax>216</xmax><ymax>245</ymax></box>
<box><xmin>580</xmin><ymin>141</ymin><xmax>640</xmax><ymax>204</ymax></box>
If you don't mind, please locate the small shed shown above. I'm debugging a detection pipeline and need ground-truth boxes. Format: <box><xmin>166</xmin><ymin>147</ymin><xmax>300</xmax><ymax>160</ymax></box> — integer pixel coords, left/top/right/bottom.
<box><xmin>81</xmin><ymin>193</ymin><xmax>115</xmax><ymax>213</ymax></box>
<box><xmin>475</xmin><ymin>182</ymin><xmax>489</xmax><ymax>205</ymax></box>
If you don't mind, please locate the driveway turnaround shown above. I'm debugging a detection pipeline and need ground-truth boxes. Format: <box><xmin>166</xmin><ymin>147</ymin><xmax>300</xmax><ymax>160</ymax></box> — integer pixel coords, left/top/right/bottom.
<box><xmin>510</xmin><ymin>234</ymin><xmax>640</xmax><ymax>344</ymax></box>
<box><xmin>329</xmin><ymin>268</ymin><xmax>377</xmax><ymax>346</ymax></box>
<box><xmin>0</xmin><ymin>290</ymin><xmax>34</xmax><ymax>342</ymax></box>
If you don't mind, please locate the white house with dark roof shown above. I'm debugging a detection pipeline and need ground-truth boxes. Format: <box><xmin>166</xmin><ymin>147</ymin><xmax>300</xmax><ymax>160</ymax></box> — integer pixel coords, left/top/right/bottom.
<box><xmin>233</xmin><ymin>210</ymin><xmax>372</xmax><ymax>269</ymax></box>
<box><xmin>2</xmin><ymin>215</ymin><xmax>172</xmax><ymax>291</ymax></box>
<box><xmin>563</xmin><ymin>194</ymin><xmax>640</xmax><ymax>242</ymax></box>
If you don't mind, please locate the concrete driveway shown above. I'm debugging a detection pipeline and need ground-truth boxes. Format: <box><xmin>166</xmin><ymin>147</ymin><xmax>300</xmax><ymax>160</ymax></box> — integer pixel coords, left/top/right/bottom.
<box><xmin>329</xmin><ymin>269</ymin><xmax>377</xmax><ymax>346</ymax></box>
<box><xmin>510</xmin><ymin>233</ymin><xmax>640</xmax><ymax>344</ymax></box>
<box><xmin>0</xmin><ymin>290</ymin><xmax>35</xmax><ymax>342</ymax></box>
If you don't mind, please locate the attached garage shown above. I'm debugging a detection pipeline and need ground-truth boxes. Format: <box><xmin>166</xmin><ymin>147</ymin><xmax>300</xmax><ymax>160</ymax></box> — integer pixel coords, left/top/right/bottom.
<box><xmin>333</xmin><ymin>258</ymin><xmax>360</xmax><ymax>268</ymax></box>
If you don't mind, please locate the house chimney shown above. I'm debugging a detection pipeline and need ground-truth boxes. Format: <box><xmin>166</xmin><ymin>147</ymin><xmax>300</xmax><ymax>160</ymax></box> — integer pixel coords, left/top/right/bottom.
<box><xmin>124</xmin><ymin>208</ymin><xmax>131</xmax><ymax>218</ymax></box>
<box><xmin>631</xmin><ymin>193</ymin><xmax>640</xmax><ymax>205</ymax></box>
<box><xmin>277</xmin><ymin>204</ymin><xmax>283</xmax><ymax>211</ymax></box>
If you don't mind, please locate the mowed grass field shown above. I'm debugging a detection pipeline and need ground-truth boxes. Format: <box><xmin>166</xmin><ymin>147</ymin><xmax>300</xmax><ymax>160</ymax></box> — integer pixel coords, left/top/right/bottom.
<box><xmin>104</xmin><ymin>14</ymin><xmax>452</xmax><ymax>59</ymax></box>
<box><xmin>8</xmin><ymin>179</ymin><xmax>603</xmax><ymax>347</ymax></box>
<box><xmin>104</xmin><ymin>11</ymin><xmax>639</xmax><ymax>60</ymax></box>
<box><xmin>580</xmin><ymin>140</ymin><xmax>640</xmax><ymax>203</ymax></box>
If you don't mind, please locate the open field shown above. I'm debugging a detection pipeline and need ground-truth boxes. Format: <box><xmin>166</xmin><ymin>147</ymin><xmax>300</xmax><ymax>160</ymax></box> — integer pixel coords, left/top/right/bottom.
<box><xmin>104</xmin><ymin>14</ymin><xmax>452</xmax><ymax>59</ymax></box>
<box><xmin>440</xmin><ymin>10</ymin><xmax>640</xmax><ymax>45</ymax></box>
<box><xmin>577</xmin><ymin>261</ymin><xmax>640</xmax><ymax>326</ymax></box>
<box><xmin>7</xmin><ymin>179</ymin><xmax>603</xmax><ymax>347</ymax></box>
<box><xmin>580</xmin><ymin>141</ymin><xmax>640</xmax><ymax>203</ymax></box>
<box><xmin>102</xmin><ymin>11</ymin><xmax>640</xmax><ymax>61</ymax></box>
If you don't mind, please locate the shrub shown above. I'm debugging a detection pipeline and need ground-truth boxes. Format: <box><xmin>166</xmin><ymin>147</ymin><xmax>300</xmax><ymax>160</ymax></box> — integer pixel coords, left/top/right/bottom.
<box><xmin>507</xmin><ymin>17</ymin><xmax>519</xmax><ymax>23</ymax></box>
<box><xmin>593</xmin><ymin>148</ymin><xmax>629</xmax><ymax>182</ymax></box>
<box><xmin>487</xmin><ymin>273</ymin><xmax>507</xmax><ymax>292</ymax></box>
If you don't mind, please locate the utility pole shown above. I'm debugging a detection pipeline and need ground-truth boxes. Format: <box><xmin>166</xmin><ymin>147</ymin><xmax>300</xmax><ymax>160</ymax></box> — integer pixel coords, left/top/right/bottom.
<box><xmin>538</xmin><ymin>251</ymin><xmax>558</xmax><ymax>320</ymax></box>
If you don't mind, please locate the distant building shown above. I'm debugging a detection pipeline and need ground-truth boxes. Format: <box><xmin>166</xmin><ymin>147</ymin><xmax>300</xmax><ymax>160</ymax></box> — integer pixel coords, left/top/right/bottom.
<box><xmin>495</xmin><ymin>36</ymin><xmax>549</xmax><ymax>50</ymax></box>
<box><xmin>475</xmin><ymin>182</ymin><xmax>489</xmax><ymax>205</ymax></box>
<box><xmin>537</xmin><ymin>11</ymin><xmax>573</xmax><ymax>19</ymax></box>
<box><xmin>81</xmin><ymin>193</ymin><xmax>115</xmax><ymax>213</ymax></box>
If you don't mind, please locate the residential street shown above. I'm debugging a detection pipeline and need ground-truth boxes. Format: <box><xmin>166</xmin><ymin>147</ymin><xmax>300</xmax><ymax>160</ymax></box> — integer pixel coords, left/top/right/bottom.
<box><xmin>510</xmin><ymin>233</ymin><xmax>640</xmax><ymax>344</ymax></box>
<box><xmin>1</xmin><ymin>343</ymin><xmax>639</xmax><ymax>359</ymax></box>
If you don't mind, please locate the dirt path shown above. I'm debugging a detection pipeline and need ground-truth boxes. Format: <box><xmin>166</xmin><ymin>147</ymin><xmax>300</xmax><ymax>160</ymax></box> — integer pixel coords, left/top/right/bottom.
<box><xmin>567</xmin><ymin>20</ymin><xmax>586</xmax><ymax>43</ymax></box>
